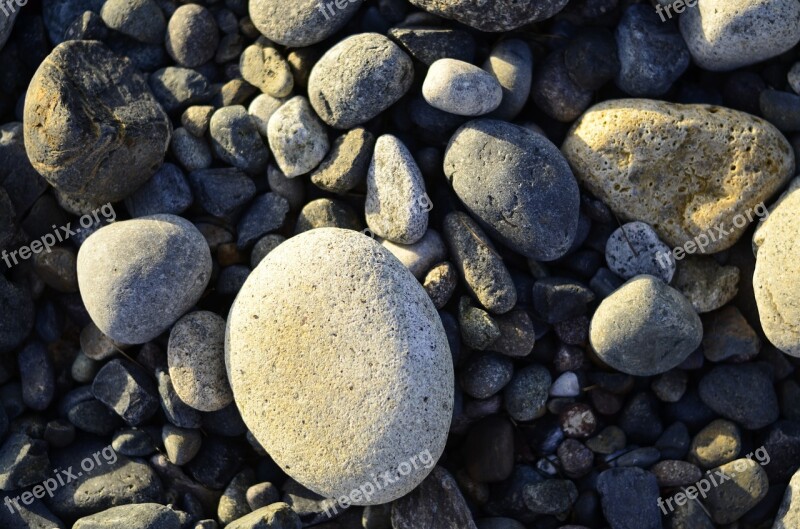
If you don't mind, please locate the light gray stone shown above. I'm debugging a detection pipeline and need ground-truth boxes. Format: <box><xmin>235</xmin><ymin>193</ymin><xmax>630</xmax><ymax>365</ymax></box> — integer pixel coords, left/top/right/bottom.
<box><xmin>422</xmin><ymin>59</ymin><xmax>502</xmax><ymax>116</ymax></box>
<box><xmin>249</xmin><ymin>0</ymin><xmax>363</xmax><ymax>47</ymax></box>
<box><xmin>605</xmin><ymin>221</ymin><xmax>675</xmax><ymax>283</ymax></box>
<box><xmin>268</xmin><ymin>96</ymin><xmax>329</xmax><ymax>178</ymax></box>
<box><xmin>380</xmin><ymin>230</ymin><xmax>447</xmax><ymax>279</ymax></box>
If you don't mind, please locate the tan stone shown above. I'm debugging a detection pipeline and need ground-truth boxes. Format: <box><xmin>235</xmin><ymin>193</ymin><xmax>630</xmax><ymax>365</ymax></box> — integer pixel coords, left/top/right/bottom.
<box><xmin>562</xmin><ymin>99</ymin><xmax>794</xmax><ymax>253</ymax></box>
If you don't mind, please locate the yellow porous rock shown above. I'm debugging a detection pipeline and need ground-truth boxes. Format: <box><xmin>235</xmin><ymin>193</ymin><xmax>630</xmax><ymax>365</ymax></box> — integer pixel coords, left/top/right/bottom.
<box><xmin>562</xmin><ymin>99</ymin><xmax>794</xmax><ymax>253</ymax></box>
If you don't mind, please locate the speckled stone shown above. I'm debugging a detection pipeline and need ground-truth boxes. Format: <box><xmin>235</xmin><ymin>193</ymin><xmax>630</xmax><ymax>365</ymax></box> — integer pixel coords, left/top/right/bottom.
<box><xmin>773</xmin><ymin>468</ymin><xmax>800</xmax><ymax>529</ymax></box>
<box><xmin>240</xmin><ymin>42</ymin><xmax>294</xmax><ymax>98</ymax></box>
<box><xmin>249</xmin><ymin>0</ymin><xmax>364</xmax><ymax>47</ymax></box>
<box><xmin>605</xmin><ymin>221</ymin><xmax>674</xmax><ymax>283</ymax></box>
<box><xmin>672</xmin><ymin>257</ymin><xmax>740</xmax><ymax>313</ymax></box>
<box><xmin>689</xmin><ymin>419</ymin><xmax>741</xmax><ymax>469</ymax></box>
<box><xmin>679</xmin><ymin>0</ymin><xmax>800</xmax><ymax>72</ymax></box>
<box><xmin>268</xmin><ymin>96</ymin><xmax>329</xmax><ymax>178</ymax></box>
<box><xmin>406</xmin><ymin>0</ymin><xmax>569</xmax><ymax>32</ymax></box>
<box><xmin>308</xmin><ymin>33</ymin><xmax>414</xmax><ymax>129</ymax></box>
<box><xmin>77</xmin><ymin>215</ymin><xmax>212</xmax><ymax>344</ymax></box>
<box><xmin>562</xmin><ymin>99</ymin><xmax>794</xmax><ymax>253</ymax></box>
<box><xmin>168</xmin><ymin>311</ymin><xmax>233</xmax><ymax>412</ymax></box>
<box><xmin>590</xmin><ymin>275</ymin><xmax>702</xmax><ymax>376</ymax></box>
<box><xmin>422</xmin><ymin>59</ymin><xmax>502</xmax><ymax>116</ymax></box>
<box><xmin>366</xmin><ymin>135</ymin><xmax>429</xmax><ymax>244</ymax></box>
<box><xmin>445</xmin><ymin>119</ymin><xmax>580</xmax><ymax>261</ymax></box>
<box><xmin>226</xmin><ymin>228</ymin><xmax>453</xmax><ymax>504</ymax></box>
<box><xmin>310</xmin><ymin>127</ymin><xmax>375</xmax><ymax>194</ymax></box>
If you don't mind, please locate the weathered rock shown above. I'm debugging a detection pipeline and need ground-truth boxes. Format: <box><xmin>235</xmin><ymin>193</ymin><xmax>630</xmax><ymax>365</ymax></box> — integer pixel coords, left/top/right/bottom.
<box><xmin>73</xmin><ymin>503</ymin><xmax>180</xmax><ymax>529</ymax></box>
<box><xmin>406</xmin><ymin>0</ymin><xmax>568</xmax><ymax>32</ymax></box>
<box><xmin>773</xmin><ymin>467</ymin><xmax>800</xmax><ymax>529</ymax></box>
<box><xmin>249</xmin><ymin>0</ymin><xmax>363</xmax><ymax>47</ymax></box>
<box><xmin>704</xmin><ymin>458</ymin><xmax>769</xmax><ymax>524</ymax></box>
<box><xmin>391</xmin><ymin>466</ymin><xmax>477</xmax><ymax>529</ymax></box>
<box><xmin>672</xmin><ymin>257</ymin><xmax>740</xmax><ymax>313</ymax></box>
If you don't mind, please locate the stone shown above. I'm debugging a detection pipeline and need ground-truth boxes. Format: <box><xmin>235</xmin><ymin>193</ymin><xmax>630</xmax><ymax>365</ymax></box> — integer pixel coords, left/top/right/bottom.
<box><xmin>424</xmin><ymin>263</ymin><xmax>457</xmax><ymax>309</ymax></box>
<box><xmin>148</xmin><ymin>67</ymin><xmax>212</xmax><ymax>114</ymax></box>
<box><xmin>444</xmin><ymin>119</ymin><xmax>580</xmax><ymax>261</ymax></box>
<box><xmin>188</xmin><ymin>168</ymin><xmax>257</xmax><ymax>218</ymax></box>
<box><xmin>0</xmin><ymin>433</ymin><xmax>49</xmax><ymax>490</ymax></box>
<box><xmin>247</xmin><ymin>482</ymin><xmax>280</xmax><ymax>511</ymax></box>
<box><xmin>226</xmin><ymin>502</ymin><xmax>300</xmax><ymax>529</ymax></box>
<box><xmin>251</xmin><ymin>235</ymin><xmax>286</xmax><ymax>268</ymax></box>
<box><xmin>483</xmin><ymin>39</ymin><xmax>533</xmax><ymax>121</ymax></box>
<box><xmin>380</xmin><ymin>229</ymin><xmax>447</xmax><ymax>279</ymax></box>
<box><xmin>157</xmin><ymin>366</ymin><xmax>201</xmax><ymax>429</ymax></box>
<box><xmin>267</xmin><ymin>96</ymin><xmax>329</xmax><ymax>178</ymax></box>
<box><xmin>165</xmin><ymin>4</ymin><xmax>219</xmax><ymax>67</ymax></box>
<box><xmin>308</xmin><ymin>33</ymin><xmax>414</xmax><ymax>129</ymax></box>
<box><xmin>406</xmin><ymin>0</ymin><xmax>568</xmax><ymax>32</ymax></box>
<box><xmin>73</xmin><ymin>503</ymin><xmax>180</xmax><ymax>529</ymax></box>
<box><xmin>564</xmin><ymin>29</ymin><xmax>620</xmax><ymax>91</ymax></box>
<box><xmin>295</xmin><ymin>198</ymin><xmax>362</xmax><ymax>233</ymax></box>
<box><xmin>487</xmin><ymin>311</ymin><xmax>536</xmax><ymax>357</ymax></box>
<box><xmin>237</xmin><ymin>194</ymin><xmax>290</xmax><ymax>249</ymax></box>
<box><xmin>93</xmin><ymin>359</ymin><xmax>160</xmax><ymax>425</ymax></box>
<box><xmin>651</xmin><ymin>370</ymin><xmax>688</xmax><ymax>403</ymax></box>
<box><xmin>240</xmin><ymin>42</ymin><xmax>293</xmax><ymax>98</ymax></box>
<box><xmin>531</xmin><ymin>49</ymin><xmax>593</xmax><ymax>123</ymax></box>
<box><xmin>465</xmin><ymin>416</ymin><xmax>514</xmax><ymax>482</ymax></box>
<box><xmin>100</xmin><ymin>0</ymin><xmax>165</xmax><ymax>44</ymax></box>
<box><xmin>171</xmin><ymin>128</ymin><xmax>213</xmax><ymax>171</ymax></box>
<box><xmin>310</xmin><ymin>127</ymin><xmax>375</xmax><ymax>193</ymax></box>
<box><xmin>125</xmin><ymin>162</ymin><xmax>193</xmax><ymax>218</ymax></box>
<box><xmin>459</xmin><ymin>298</ymin><xmax>500</xmax><ymax>350</ymax></box>
<box><xmin>388</xmin><ymin>27</ymin><xmax>476</xmax><ymax>66</ymax></box>
<box><xmin>226</xmin><ymin>228</ymin><xmax>453</xmax><ymax>503</ymax></box>
<box><xmin>503</xmin><ymin>365</ymin><xmax>550</xmax><ymax>421</ymax></box>
<box><xmin>77</xmin><ymin>215</ymin><xmax>212</xmax><ymax>344</ymax></box>
<box><xmin>550</xmin><ymin>372</ymin><xmax>580</xmax><ymax>398</ymax></box>
<box><xmin>163</xmin><ymin>425</ymin><xmax>202</xmax><ymax>466</ymax></box>
<box><xmin>689</xmin><ymin>419</ymin><xmax>741</xmax><ymax>469</ymax></box>
<box><xmin>605</xmin><ymin>221</ymin><xmax>674</xmax><ymax>283</ymax></box>
<box><xmin>24</xmin><ymin>40</ymin><xmax>171</xmax><ymax>205</ymax></box>
<box><xmin>18</xmin><ymin>342</ymin><xmax>55</xmax><ymax>411</ymax></box>
<box><xmin>523</xmin><ymin>479</ymin><xmax>578</xmax><ymax>514</ymax></box>
<box><xmin>182</xmin><ymin>105</ymin><xmax>214</xmax><ymax>137</ymax></box>
<box><xmin>422</xmin><ymin>59</ymin><xmax>502</xmax><ymax>116</ymax></box>
<box><xmin>562</xmin><ymin>99</ymin><xmax>794</xmax><ymax>253</ymax></box>
<box><xmin>443</xmin><ymin>211</ymin><xmax>517</xmax><ymax>314</ymax></box>
<box><xmin>615</xmin><ymin>4</ymin><xmax>689</xmax><ymax>96</ymax></box>
<box><xmin>210</xmin><ymin>106</ymin><xmax>270</xmax><ymax>175</ymax></box>
<box><xmin>672</xmin><ymin>256</ymin><xmax>740</xmax><ymax>313</ymax></box>
<box><xmin>774</xmin><ymin>467</ymin><xmax>800</xmax><ymax>529</ymax></box>
<box><xmin>391</xmin><ymin>467</ymin><xmax>477</xmax><ymax>529</ymax></box>
<box><xmin>679</xmin><ymin>0</ymin><xmax>800</xmax><ymax>71</ymax></box>
<box><xmin>112</xmin><ymin>428</ymin><xmax>157</xmax><ymax>457</ymax></box>
<box><xmin>704</xmin><ymin>458</ymin><xmax>769</xmax><ymax>524</ymax></box>
<box><xmin>596</xmin><ymin>467</ymin><xmax>661</xmax><ymax>529</ymax></box>
<box><xmin>219</xmin><ymin>470</ymin><xmax>255</xmax><ymax>525</ymax></box>
<box><xmin>249</xmin><ymin>0</ymin><xmax>363</xmax><ymax>47</ymax></box>
<box><xmin>702</xmin><ymin>306</ymin><xmax>760</xmax><ymax>362</ymax></box>
<box><xmin>590</xmin><ymin>275</ymin><xmax>702</xmax><ymax>376</ymax></box>
<box><xmin>249</xmin><ymin>94</ymin><xmax>288</xmax><ymax>137</ymax></box>
<box><xmin>366</xmin><ymin>135</ymin><xmax>429</xmax><ymax>244</ymax></box>
<box><xmin>698</xmin><ymin>363</ymin><xmax>779</xmax><ymax>430</ymax></box>
<box><xmin>651</xmin><ymin>460</ymin><xmax>702</xmax><ymax>487</ymax></box>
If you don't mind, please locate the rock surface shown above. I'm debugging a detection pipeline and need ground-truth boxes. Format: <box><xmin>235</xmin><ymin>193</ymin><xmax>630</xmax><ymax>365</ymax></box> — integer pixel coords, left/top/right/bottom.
<box><xmin>406</xmin><ymin>0</ymin><xmax>569</xmax><ymax>32</ymax></box>
<box><xmin>249</xmin><ymin>0</ymin><xmax>363</xmax><ymax>47</ymax></box>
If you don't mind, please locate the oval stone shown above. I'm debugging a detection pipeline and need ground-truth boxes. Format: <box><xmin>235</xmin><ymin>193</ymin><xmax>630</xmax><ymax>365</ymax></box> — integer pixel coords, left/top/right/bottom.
<box><xmin>444</xmin><ymin>119</ymin><xmax>580</xmax><ymax>261</ymax></box>
<box><xmin>226</xmin><ymin>228</ymin><xmax>453</xmax><ymax>504</ymax></box>
<box><xmin>77</xmin><ymin>214</ymin><xmax>212</xmax><ymax>344</ymax></box>
<box><xmin>563</xmin><ymin>99</ymin><xmax>794</xmax><ymax>254</ymax></box>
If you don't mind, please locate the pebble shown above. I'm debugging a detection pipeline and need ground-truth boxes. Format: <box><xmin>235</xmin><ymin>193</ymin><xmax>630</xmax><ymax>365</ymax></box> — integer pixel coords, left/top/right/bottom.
<box><xmin>444</xmin><ymin>119</ymin><xmax>580</xmax><ymax>261</ymax></box>
<box><xmin>689</xmin><ymin>419</ymin><xmax>741</xmax><ymax>469</ymax></box>
<box><xmin>380</xmin><ymin>229</ymin><xmax>447</xmax><ymax>279</ymax></box>
<box><xmin>487</xmin><ymin>311</ymin><xmax>536</xmax><ymax>357</ymax></box>
<box><xmin>460</xmin><ymin>353</ymin><xmax>513</xmax><ymax>399</ymax></box>
<box><xmin>246</xmin><ymin>482</ymin><xmax>280</xmax><ymax>511</ymax></box>
<box><xmin>295</xmin><ymin>198</ymin><xmax>362</xmax><ymax>233</ymax></box>
<box><xmin>125</xmin><ymin>163</ymin><xmax>193</xmax><ymax>218</ymax></box>
<box><xmin>702</xmin><ymin>305</ymin><xmax>760</xmax><ymax>362</ymax></box>
<box><xmin>672</xmin><ymin>256</ymin><xmax>740</xmax><ymax>313</ymax></box>
<box><xmin>236</xmin><ymin>193</ymin><xmax>290</xmax><ymax>248</ymax></box>
<box><xmin>248</xmin><ymin>94</ymin><xmax>287</xmax><ymax>137</ymax></box>
<box><xmin>531</xmin><ymin>49</ymin><xmax>593</xmax><ymax>123</ymax></box>
<box><xmin>184</xmin><ymin>435</ymin><xmax>243</xmax><ymax>490</ymax></box>
<box><xmin>651</xmin><ymin>370</ymin><xmax>688</xmax><ymax>403</ymax></box>
<box><xmin>77</xmin><ymin>215</ymin><xmax>212</xmax><ymax>344</ymax></box>
<box><xmin>657</xmin><ymin>422</ymin><xmax>691</xmax><ymax>460</ymax></box>
<box><xmin>564</xmin><ymin>29</ymin><xmax>620</xmax><ymax>91</ymax></box>
<box><xmin>267</xmin><ymin>96</ymin><xmax>329</xmax><ymax>178</ymax></box>
<box><xmin>562</xmin><ymin>99</ymin><xmax>794</xmax><ymax>253</ymax></box>
<box><xmin>704</xmin><ymin>458</ymin><xmax>769</xmax><ymax>524</ymax></box>
<box><xmin>389</xmin><ymin>27</ymin><xmax>476</xmax><ymax>66</ymax></box>
<box><xmin>250</xmin><ymin>234</ymin><xmax>286</xmax><ymax>268</ymax></box>
<box><xmin>774</xmin><ymin>467</ymin><xmax>800</xmax><ymax>529</ymax></box>
<box><xmin>590</xmin><ymin>275</ymin><xmax>703</xmax><ymax>376</ymax></box>
<box><xmin>615</xmin><ymin>4</ymin><xmax>689</xmax><ymax>96</ymax></box>
<box><xmin>156</xmin><ymin>367</ymin><xmax>202</xmax><ymax>429</ymax></box>
<box><xmin>165</xmin><ymin>4</ymin><xmax>219</xmax><ymax>68</ymax></box>
<box><xmin>219</xmin><ymin>469</ymin><xmax>255</xmax><ymax>525</ymax></box>
<box><xmin>310</xmin><ymin>127</ymin><xmax>375</xmax><ymax>193</ymax></box>
<box><xmin>619</xmin><ymin>392</ymin><xmax>663</xmax><ymax>444</ymax></box>
<box><xmin>503</xmin><ymin>365</ymin><xmax>550</xmax><ymax>421</ymax></box>
<box><xmin>182</xmin><ymin>105</ymin><xmax>214</xmax><ymax>137</ymax></box>
<box><xmin>171</xmin><ymin>127</ymin><xmax>213</xmax><ymax>171</ymax></box>
<box><xmin>559</xmin><ymin>403</ymin><xmax>597</xmax><ymax>439</ymax></box>
<box><xmin>423</xmin><ymin>263</ymin><xmax>457</xmax><ymax>309</ymax></box>
<box><xmin>391</xmin><ymin>467</ymin><xmax>476</xmax><ymax>529</ymax></box>
<box><xmin>32</xmin><ymin>246</ymin><xmax>78</xmax><ymax>293</ymax></box>
<box><xmin>0</xmin><ymin>277</ymin><xmax>34</xmax><ymax>353</ymax></box>
<box><xmin>465</xmin><ymin>416</ymin><xmax>514</xmax><ymax>482</ymax></box>
<box><xmin>557</xmin><ymin>439</ymin><xmax>594</xmax><ymax>478</ymax></box>
<box><xmin>586</xmin><ymin>426</ymin><xmax>626</xmax><ymax>455</ymax></box>
<box><xmin>761</xmin><ymin>89</ymin><xmax>800</xmax><ymax>132</ymax></box>
<box><xmin>443</xmin><ymin>211</ymin><xmax>517</xmax><ymax>314</ymax></box>
<box><xmin>24</xmin><ymin>40</ymin><xmax>170</xmax><ymax>205</ymax></box>
<box><xmin>596</xmin><ymin>467</ymin><xmax>661</xmax><ymax>529</ymax></box>
<box><xmin>240</xmin><ymin>42</ymin><xmax>293</xmax><ymax>98</ymax></box>
<box><xmin>93</xmin><ymin>359</ymin><xmax>159</xmax><ymax>425</ymax></box>
<box><xmin>523</xmin><ymin>479</ymin><xmax>578</xmax><ymax>514</ymax></box>
<box><xmin>189</xmin><ymin>168</ymin><xmax>257</xmax><ymax>218</ymax></box>
<box><xmin>406</xmin><ymin>0</ymin><xmax>568</xmax><ymax>31</ymax></box>
<box><xmin>533</xmin><ymin>277</ymin><xmax>595</xmax><ymax>324</ymax></box>
<box><xmin>422</xmin><ymin>59</ymin><xmax>502</xmax><ymax>116</ymax></box>
<box><xmin>163</xmin><ymin>425</ymin><xmax>202</xmax><ymax>466</ymax></box>
<box><xmin>227</xmin><ymin>228</ymin><xmax>452</xmax><ymax>503</ymax></box>
<box><xmin>210</xmin><ymin>106</ymin><xmax>270</xmax><ymax>175</ymax></box>
<box><xmin>148</xmin><ymin>67</ymin><xmax>212</xmax><ymax>114</ymax></box>
<box><xmin>249</xmin><ymin>0</ymin><xmax>363</xmax><ymax>47</ymax></box>
<box><xmin>73</xmin><ymin>503</ymin><xmax>181</xmax><ymax>529</ymax></box>
<box><xmin>550</xmin><ymin>372</ymin><xmax>580</xmax><ymax>398</ymax></box>
<box><xmin>483</xmin><ymin>39</ymin><xmax>532</xmax><ymax>121</ymax></box>
<box><xmin>651</xmin><ymin>460</ymin><xmax>702</xmax><ymax>487</ymax></box>
<box><xmin>679</xmin><ymin>0</ymin><xmax>800</xmax><ymax>71</ymax></box>
<box><xmin>605</xmin><ymin>221</ymin><xmax>674</xmax><ymax>283</ymax></box>
<box><xmin>0</xmin><ymin>433</ymin><xmax>49</xmax><ymax>489</ymax></box>
<box><xmin>100</xmin><ymin>0</ymin><xmax>165</xmax><ymax>44</ymax></box>
<box><xmin>226</xmin><ymin>502</ymin><xmax>300</xmax><ymax>529</ymax></box>
<box><xmin>308</xmin><ymin>33</ymin><xmax>414</xmax><ymax>129</ymax></box>
<box><xmin>111</xmin><ymin>428</ymin><xmax>158</xmax><ymax>457</ymax></box>
<box><xmin>698</xmin><ymin>363</ymin><xmax>779</xmax><ymax>430</ymax></box>
<box><xmin>366</xmin><ymin>135</ymin><xmax>429</xmax><ymax>244</ymax></box>
<box><xmin>763</xmin><ymin>420</ymin><xmax>800</xmax><ymax>482</ymax></box>
<box><xmin>168</xmin><ymin>311</ymin><xmax>233</xmax><ymax>412</ymax></box>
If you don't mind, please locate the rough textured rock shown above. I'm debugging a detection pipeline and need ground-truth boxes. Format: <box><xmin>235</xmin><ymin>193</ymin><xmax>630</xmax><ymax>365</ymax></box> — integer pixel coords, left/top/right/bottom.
<box><xmin>562</xmin><ymin>99</ymin><xmax>794</xmax><ymax>253</ymax></box>
<box><xmin>773</xmin><ymin>467</ymin><xmax>800</xmax><ymax>529</ymax></box>
<box><xmin>227</xmin><ymin>502</ymin><xmax>300</xmax><ymax>529</ymax></box>
<box><xmin>445</xmin><ymin>119</ymin><xmax>580</xmax><ymax>261</ymax></box>
<box><xmin>267</xmin><ymin>96</ymin><xmax>329</xmax><ymax>178</ymax></box>
<box><xmin>73</xmin><ymin>503</ymin><xmax>181</xmax><ymax>529</ymax></box>
<box><xmin>249</xmin><ymin>0</ymin><xmax>363</xmax><ymax>47</ymax></box>
<box><xmin>673</xmin><ymin>257</ymin><xmax>740</xmax><ymax>313</ymax></box>
<box><xmin>310</xmin><ymin>127</ymin><xmax>375</xmax><ymax>193</ymax></box>
<box><xmin>679</xmin><ymin>0</ymin><xmax>800</xmax><ymax>71</ymax></box>
<box><xmin>77</xmin><ymin>215</ymin><xmax>212</xmax><ymax>344</ymax></box>
<box><xmin>226</xmin><ymin>228</ymin><xmax>453</xmax><ymax>504</ymax></box>
<box><xmin>406</xmin><ymin>0</ymin><xmax>569</xmax><ymax>32</ymax></box>
<box><xmin>698</xmin><ymin>363</ymin><xmax>779</xmax><ymax>430</ymax></box>
<box><xmin>24</xmin><ymin>40</ymin><xmax>171</xmax><ymax>205</ymax></box>
<box><xmin>704</xmin><ymin>458</ymin><xmax>769</xmax><ymax>524</ymax></box>
<box><xmin>590</xmin><ymin>275</ymin><xmax>703</xmax><ymax>376</ymax></box>
<box><xmin>391</xmin><ymin>466</ymin><xmax>477</xmax><ymax>529</ymax></box>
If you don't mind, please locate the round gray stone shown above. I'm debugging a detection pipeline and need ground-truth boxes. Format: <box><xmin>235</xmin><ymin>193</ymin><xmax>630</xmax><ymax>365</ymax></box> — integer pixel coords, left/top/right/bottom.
<box><xmin>248</xmin><ymin>94</ymin><xmax>288</xmax><ymax>137</ymax></box>
<box><xmin>267</xmin><ymin>96</ymin><xmax>329</xmax><ymax>178</ymax></box>
<box><xmin>422</xmin><ymin>59</ymin><xmax>502</xmax><ymax>116</ymax></box>
<box><xmin>77</xmin><ymin>214</ymin><xmax>212</xmax><ymax>344</ymax></box>
<box><xmin>168</xmin><ymin>311</ymin><xmax>233</xmax><ymax>412</ymax></box>
<box><xmin>605</xmin><ymin>221</ymin><xmax>675</xmax><ymax>283</ymax></box>
<box><xmin>249</xmin><ymin>0</ymin><xmax>364</xmax><ymax>47</ymax></box>
<box><xmin>483</xmin><ymin>39</ymin><xmax>533</xmax><ymax>121</ymax></box>
<box><xmin>100</xmin><ymin>0</ymin><xmax>165</xmax><ymax>44</ymax></box>
<box><xmin>165</xmin><ymin>4</ymin><xmax>219</xmax><ymax>68</ymax></box>
<box><xmin>226</xmin><ymin>228</ymin><xmax>453</xmax><ymax>504</ymax></box>
<box><xmin>589</xmin><ymin>275</ymin><xmax>702</xmax><ymax>376</ymax></box>
<box><xmin>308</xmin><ymin>33</ymin><xmax>414</xmax><ymax>129</ymax></box>
<box><xmin>444</xmin><ymin>119</ymin><xmax>580</xmax><ymax>261</ymax></box>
